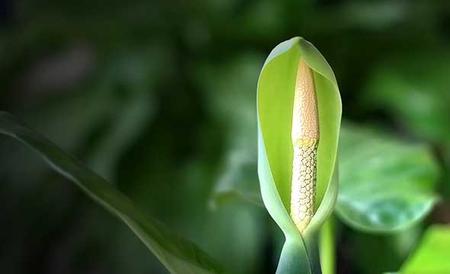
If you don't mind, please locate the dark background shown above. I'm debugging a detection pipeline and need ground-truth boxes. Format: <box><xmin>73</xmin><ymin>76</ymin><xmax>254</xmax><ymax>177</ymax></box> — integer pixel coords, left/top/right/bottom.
<box><xmin>1</xmin><ymin>0</ymin><xmax>449</xmax><ymax>273</ymax></box>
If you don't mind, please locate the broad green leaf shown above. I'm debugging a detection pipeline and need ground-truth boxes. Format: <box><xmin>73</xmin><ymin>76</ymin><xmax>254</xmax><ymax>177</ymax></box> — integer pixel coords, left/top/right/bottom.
<box><xmin>400</xmin><ymin>225</ymin><xmax>450</xmax><ymax>273</ymax></box>
<box><xmin>337</xmin><ymin>123</ymin><xmax>439</xmax><ymax>232</ymax></box>
<box><xmin>257</xmin><ymin>37</ymin><xmax>341</xmax><ymax>273</ymax></box>
<box><xmin>363</xmin><ymin>51</ymin><xmax>450</xmax><ymax>198</ymax></box>
<box><xmin>0</xmin><ymin>112</ymin><xmax>225</xmax><ymax>274</ymax></box>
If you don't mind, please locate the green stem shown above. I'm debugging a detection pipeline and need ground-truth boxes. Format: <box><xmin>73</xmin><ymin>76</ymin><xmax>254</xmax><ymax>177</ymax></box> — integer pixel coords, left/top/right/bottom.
<box><xmin>319</xmin><ymin>217</ymin><xmax>336</xmax><ymax>274</ymax></box>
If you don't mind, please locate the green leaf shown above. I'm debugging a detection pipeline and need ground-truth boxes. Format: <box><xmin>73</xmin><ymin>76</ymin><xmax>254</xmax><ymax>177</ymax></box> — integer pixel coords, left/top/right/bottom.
<box><xmin>400</xmin><ymin>225</ymin><xmax>450</xmax><ymax>273</ymax></box>
<box><xmin>349</xmin><ymin>225</ymin><xmax>421</xmax><ymax>274</ymax></box>
<box><xmin>196</xmin><ymin>54</ymin><xmax>263</xmax><ymax>208</ymax></box>
<box><xmin>88</xmin><ymin>90</ymin><xmax>154</xmax><ymax>180</ymax></box>
<box><xmin>362</xmin><ymin>51</ymin><xmax>450</xmax><ymax>198</ymax></box>
<box><xmin>336</xmin><ymin>123</ymin><xmax>439</xmax><ymax>233</ymax></box>
<box><xmin>363</xmin><ymin>51</ymin><xmax>450</xmax><ymax>145</ymax></box>
<box><xmin>257</xmin><ymin>37</ymin><xmax>341</xmax><ymax>273</ymax></box>
<box><xmin>0</xmin><ymin>112</ymin><xmax>225</xmax><ymax>274</ymax></box>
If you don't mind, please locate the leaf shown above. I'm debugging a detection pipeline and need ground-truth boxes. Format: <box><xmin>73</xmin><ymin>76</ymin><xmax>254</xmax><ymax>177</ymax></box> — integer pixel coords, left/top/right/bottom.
<box><xmin>363</xmin><ymin>51</ymin><xmax>450</xmax><ymax>145</ymax></box>
<box><xmin>336</xmin><ymin>123</ymin><xmax>439</xmax><ymax>232</ymax></box>
<box><xmin>257</xmin><ymin>37</ymin><xmax>341</xmax><ymax>273</ymax></box>
<box><xmin>362</xmin><ymin>50</ymin><xmax>450</xmax><ymax>198</ymax></box>
<box><xmin>0</xmin><ymin>111</ymin><xmax>225</xmax><ymax>274</ymax></box>
<box><xmin>88</xmin><ymin>90</ymin><xmax>154</xmax><ymax>180</ymax></box>
<box><xmin>193</xmin><ymin>56</ymin><xmax>270</xmax><ymax>274</ymax></box>
<box><xmin>195</xmin><ymin>54</ymin><xmax>263</xmax><ymax>208</ymax></box>
<box><xmin>400</xmin><ymin>225</ymin><xmax>450</xmax><ymax>273</ymax></box>
<box><xmin>349</xmin><ymin>225</ymin><xmax>421</xmax><ymax>274</ymax></box>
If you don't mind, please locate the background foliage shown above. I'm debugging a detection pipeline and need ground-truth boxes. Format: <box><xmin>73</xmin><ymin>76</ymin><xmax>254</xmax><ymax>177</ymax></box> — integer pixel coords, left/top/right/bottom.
<box><xmin>0</xmin><ymin>0</ymin><xmax>449</xmax><ymax>273</ymax></box>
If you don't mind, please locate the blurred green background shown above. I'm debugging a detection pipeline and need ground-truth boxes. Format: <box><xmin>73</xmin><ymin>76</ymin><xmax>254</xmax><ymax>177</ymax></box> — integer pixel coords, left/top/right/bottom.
<box><xmin>0</xmin><ymin>0</ymin><xmax>449</xmax><ymax>273</ymax></box>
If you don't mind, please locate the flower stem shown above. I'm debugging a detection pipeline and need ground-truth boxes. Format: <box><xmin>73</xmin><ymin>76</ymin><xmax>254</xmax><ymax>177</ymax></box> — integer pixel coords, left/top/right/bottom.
<box><xmin>320</xmin><ymin>217</ymin><xmax>336</xmax><ymax>274</ymax></box>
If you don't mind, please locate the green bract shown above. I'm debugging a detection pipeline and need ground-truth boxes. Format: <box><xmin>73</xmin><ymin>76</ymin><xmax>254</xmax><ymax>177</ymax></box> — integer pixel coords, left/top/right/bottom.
<box><xmin>257</xmin><ymin>37</ymin><xmax>341</xmax><ymax>273</ymax></box>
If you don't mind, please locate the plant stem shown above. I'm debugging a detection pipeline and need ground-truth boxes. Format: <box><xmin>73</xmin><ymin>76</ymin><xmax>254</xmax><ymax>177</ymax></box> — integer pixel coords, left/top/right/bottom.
<box><xmin>320</xmin><ymin>217</ymin><xmax>336</xmax><ymax>274</ymax></box>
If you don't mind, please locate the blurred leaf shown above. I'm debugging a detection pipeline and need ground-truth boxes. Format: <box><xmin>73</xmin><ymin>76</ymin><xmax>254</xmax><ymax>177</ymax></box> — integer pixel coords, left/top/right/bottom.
<box><xmin>200</xmin><ymin>203</ymin><xmax>266</xmax><ymax>274</ymax></box>
<box><xmin>0</xmin><ymin>89</ymin><xmax>118</xmax><ymax>192</ymax></box>
<box><xmin>0</xmin><ymin>112</ymin><xmax>225</xmax><ymax>274</ymax></box>
<box><xmin>331</xmin><ymin>1</ymin><xmax>409</xmax><ymax>31</ymax></box>
<box><xmin>0</xmin><ymin>46</ymin><xmax>166</xmax><ymax>188</ymax></box>
<box><xmin>350</xmin><ymin>225</ymin><xmax>421</xmax><ymax>274</ymax></box>
<box><xmin>364</xmin><ymin>51</ymin><xmax>450</xmax><ymax>145</ymax></box>
<box><xmin>192</xmin><ymin>55</ymin><xmax>268</xmax><ymax>274</ymax></box>
<box><xmin>212</xmin><ymin>157</ymin><xmax>263</xmax><ymax>207</ymax></box>
<box><xmin>400</xmin><ymin>225</ymin><xmax>450</xmax><ymax>273</ymax></box>
<box><xmin>257</xmin><ymin>37</ymin><xmax>341</xmax><ymax>273</ymax></box>
<box><xmin>363</xmin><ymin>50</ymin><xmax>450</xmax><ymax>199</ymax></box>
<box><xmin>336</xmin><ymin>123</ymin><xmax>439</xmax><ymax>233</ymax></box>
<box><xmin>196</xmin><ymin>54</ymin><xmax>262</xmax><ymax>208</ymax></box>
<box><xmin>87</xmin><ymin>91</ymin><xmax>153</xmax><ymax>180</ymax></box>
